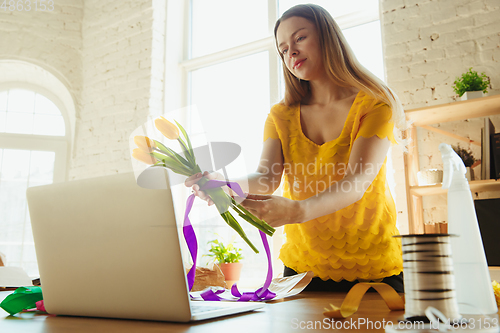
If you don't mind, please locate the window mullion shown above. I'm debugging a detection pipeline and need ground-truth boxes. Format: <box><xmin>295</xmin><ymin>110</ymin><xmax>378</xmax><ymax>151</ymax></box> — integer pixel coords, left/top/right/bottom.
<box><xmin>336</xmin><ymin>10</ymin><xmax>379</xmax><ymax>30</ymax></box>
<box><xmin>0</xmin><ymin>133</ymin><xmax>67</xmax><ymax>150</ymax></box>
<box><xmin>180</xmin><ymin>36</ymin><xmax>275</xmax><ymax>72</ymax></box>
<box><xmin>269</xmin><ymin>48</ymin><xmax>280</xmax><ymax>105</ymax></box>
<box><xmin>268</xmin><ymin>0</ymin><xmax>278</xmax><ymax>34</ymax></box>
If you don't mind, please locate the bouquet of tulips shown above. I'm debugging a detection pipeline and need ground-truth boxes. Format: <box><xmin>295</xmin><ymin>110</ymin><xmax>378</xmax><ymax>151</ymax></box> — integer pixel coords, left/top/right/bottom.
<box><xmin>132</xmin><ymin>116</ymin><xmax>275</xmax><ymax>253</ymax></box>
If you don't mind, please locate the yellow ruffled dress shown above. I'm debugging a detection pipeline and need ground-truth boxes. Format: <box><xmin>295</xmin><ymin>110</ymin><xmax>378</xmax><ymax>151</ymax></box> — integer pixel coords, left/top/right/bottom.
<box><xmin>264</xmin><ymin>90</ymin><xmax>403</xmax><ymax>282</ymax></box>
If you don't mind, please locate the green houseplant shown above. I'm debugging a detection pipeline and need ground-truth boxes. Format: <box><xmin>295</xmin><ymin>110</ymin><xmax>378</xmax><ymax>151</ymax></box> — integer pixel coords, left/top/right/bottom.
<box><xmin>207</xmin><ymin>239</ymin><xmax>243</xmax><ymax>264</ymax></box>
<box><xmin>452</xmin><ymin>68</ymin><xmax>490</xmax><ymax>100</ymax></box>
<box><xmin>452</xmin><ymin>144</ymin><xmax>476</xmax><ymax>181</ymax></box>
<box><xmin>206</xmin><ymin>239</ymin><xmax>243</xmax><ymax>285</ymax></box>
<box><xmin>452</xmin><ymin>145</ymin><xmax>475</xmax><ymax>167</ymax></box>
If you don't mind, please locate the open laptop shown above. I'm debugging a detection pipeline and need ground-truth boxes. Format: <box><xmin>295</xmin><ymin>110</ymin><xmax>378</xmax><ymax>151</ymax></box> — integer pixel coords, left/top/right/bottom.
<box><xmin>26</xmin><ymin>171</ymin><xmax>264</xmax><ymax>322</ymax></box>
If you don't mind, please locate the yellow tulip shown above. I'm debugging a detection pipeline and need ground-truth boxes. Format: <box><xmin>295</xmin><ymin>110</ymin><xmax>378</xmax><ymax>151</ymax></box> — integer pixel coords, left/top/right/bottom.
<box><xmin>132</xmin><ymin>148</ymin><xmax>157</xmax><ymax>165</ymax></box>
<box><xmin>155</xmin><ymin>116</ymin><xmax>179</xmax><ymax>140</ymax></box>
<box><xmin>134</xmin><ymin>135</ymin><xmax>156</xmax><ymax>153</ymax></box>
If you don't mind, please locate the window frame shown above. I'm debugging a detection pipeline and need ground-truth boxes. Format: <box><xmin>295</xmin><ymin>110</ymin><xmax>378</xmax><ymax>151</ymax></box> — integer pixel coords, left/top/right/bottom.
<box><xmin>180</xmin><ymin>1</ymin><xmax>383</xmax><ymax>105</ymax></box>
<box><xmin>0</xmin><ymin>82</ymin><xmax>71</xmax><ymax>183</ymax></box>
<box><xmin>0</xmin><ymin>85</ymin><xmax>70</xmax><ymax>275</ymax></box>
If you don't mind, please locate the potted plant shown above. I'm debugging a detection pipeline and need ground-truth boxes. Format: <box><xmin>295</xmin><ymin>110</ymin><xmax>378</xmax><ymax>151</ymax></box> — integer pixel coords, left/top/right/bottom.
<box><xmin>452</xmin><ymin>144</ymin><xmax>476</xmax><ymax>181</ymax></box>
<box><xmin>206</xmin><ymin>238</ymin><xmax>243</xmax><ymax>285</ymax></box>
<box><xmin>452</xmin><ymin>68</ymin><xmax>490</xmax><ymax>100</ymax></box>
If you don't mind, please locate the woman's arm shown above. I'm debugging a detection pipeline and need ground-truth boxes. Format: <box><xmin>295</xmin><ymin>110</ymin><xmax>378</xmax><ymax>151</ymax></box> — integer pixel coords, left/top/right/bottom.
<box><xmin>186</xmin><ymin>137</ymin><xmax>284</xmax><ymax>203</ymax></box>
<box><xmin>246</xmin><ymin>137</ymin><xmax>284</xmax><ymax>194</ymax></box>
<box><xmin>241</xmin><ymin>135</ymin><xmax>391</xmax><ymax>227</ymax></box>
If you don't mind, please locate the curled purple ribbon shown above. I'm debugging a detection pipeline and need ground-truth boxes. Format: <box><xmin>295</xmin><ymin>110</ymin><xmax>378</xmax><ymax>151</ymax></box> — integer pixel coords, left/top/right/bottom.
<box><xmin>183</xmin><ymin>179</ymin><xmax>276</xmax><ymax>301</ymax></box>
<box><xmin>200</xmin><ymin>288</ymin><xmax>225</xmax><ymax>301</ymax></box>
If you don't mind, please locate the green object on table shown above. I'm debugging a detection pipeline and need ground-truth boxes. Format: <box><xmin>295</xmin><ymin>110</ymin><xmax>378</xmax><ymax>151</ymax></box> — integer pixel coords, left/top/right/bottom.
<box><xmin>0</xmin><ymin>286</ymin><xmax>43</xmax><ymax>315</ymax></box>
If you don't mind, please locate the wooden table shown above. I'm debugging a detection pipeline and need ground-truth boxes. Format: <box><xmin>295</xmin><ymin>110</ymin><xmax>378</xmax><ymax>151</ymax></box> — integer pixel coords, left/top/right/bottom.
<box><xmin>1</xmin><ymin>291</ymin><xmax>405</xmax><ymax>332</ymax></box>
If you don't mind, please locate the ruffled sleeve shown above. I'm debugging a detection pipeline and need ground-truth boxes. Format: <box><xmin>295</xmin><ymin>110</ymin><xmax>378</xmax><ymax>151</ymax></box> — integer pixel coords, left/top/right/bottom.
<box><xmin>263</xmin><ymin>113</ymin><xmax>279</xmax><ymax>142</ymax></box>
<box><xmin>354</xmin><ymin>103</ymin><xmax>397</xmax><ymax>144</ymax></box>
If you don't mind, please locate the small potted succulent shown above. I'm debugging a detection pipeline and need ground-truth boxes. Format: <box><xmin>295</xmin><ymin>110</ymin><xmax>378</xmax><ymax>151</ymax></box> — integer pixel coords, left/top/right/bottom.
<box><xmin>452</xmin><ymin>68</ymin><xmax>490</xmax><ymax>100</ymax></box>
<box><xmin>206</xmin><ymin>238</ymin><xmax>243</xmax><ymax>285</ymax></box>
<box><xmin>452</xmin><ymin>144</ymin><xmax>476</xmax><ymax>181</ymax></box>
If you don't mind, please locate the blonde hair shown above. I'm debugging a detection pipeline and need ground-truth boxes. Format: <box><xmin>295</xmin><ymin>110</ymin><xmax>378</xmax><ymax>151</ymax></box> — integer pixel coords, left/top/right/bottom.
<box><xmin>274</xmin><ymin>4</ymin><xmax>406</xmax><ymax>133</ymax></box>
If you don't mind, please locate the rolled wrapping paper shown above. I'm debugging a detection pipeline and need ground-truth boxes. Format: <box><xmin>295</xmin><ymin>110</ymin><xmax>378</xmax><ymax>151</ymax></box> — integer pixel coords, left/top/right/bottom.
<box><xmin>323</xmin><ymin>283</ymin><xmax>404</xmax><ymax>319</ymax></box>
<box><xmin>395</xmin><ymin>234</ymin><xmax>461</xmax><ymax>322</ymax></box>
<box><xmin>187</xmin><ymin>265</ymin><xmax>227</xmax><ymax>292</ymax></box>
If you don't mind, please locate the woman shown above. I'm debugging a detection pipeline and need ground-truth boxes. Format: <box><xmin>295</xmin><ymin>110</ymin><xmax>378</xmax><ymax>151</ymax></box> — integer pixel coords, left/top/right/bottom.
<box><xmin>187</xmin><ymin>4</ymin><xmax>405</xmax><ymax>292</ymax></box>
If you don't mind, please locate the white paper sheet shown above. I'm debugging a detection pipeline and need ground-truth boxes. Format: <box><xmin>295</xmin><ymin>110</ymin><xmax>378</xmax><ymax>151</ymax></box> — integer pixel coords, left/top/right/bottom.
<box><xmin>190</xmin><ymin>271</ymin><xmax>314</xmax><ymax>301</ymax></box>
<box><xmin>0</xmin><ymin>267</ymin><xmax>33</xmax><ymax>287</ymax></box>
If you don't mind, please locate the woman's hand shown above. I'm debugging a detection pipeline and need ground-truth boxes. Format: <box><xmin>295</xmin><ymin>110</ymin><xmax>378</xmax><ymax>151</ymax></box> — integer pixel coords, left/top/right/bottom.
<box><xmin>240</xmin><ymin>194</ymin><xmax>304</xmax><ymax>228</ymax></box>
<box><xmin>184</xmin><ymin>171</ymin><xmax>225</xmax><ymax>206</ymax></box>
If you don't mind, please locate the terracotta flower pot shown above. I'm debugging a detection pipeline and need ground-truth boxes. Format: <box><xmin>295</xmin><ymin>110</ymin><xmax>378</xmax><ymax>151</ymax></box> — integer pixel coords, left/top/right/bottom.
<box><xmin>219</xmin><ymin>262</ymin><xmax>243</xmax><ymax>282</ymax></box>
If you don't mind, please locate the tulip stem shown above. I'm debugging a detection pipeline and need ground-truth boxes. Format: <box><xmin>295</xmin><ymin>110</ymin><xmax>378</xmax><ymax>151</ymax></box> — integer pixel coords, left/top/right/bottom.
<box><xmin>221</xmin><ymin>211</ymin><xmax>259</xmax><ymax>254</ymax></box>
<box><xmin>153</xmin><ymin>142</ymin><xmax>191</xmax><ymax>168</ymax></box>
<box><xmin>140</xmin><ymin>119</ymin><xmax>273</xmax><ymax>254</ymax></box>
<box><xmin>229</xmin><ymin>197</ymin><xmax>275</xmax><ymax>236</ymax></box>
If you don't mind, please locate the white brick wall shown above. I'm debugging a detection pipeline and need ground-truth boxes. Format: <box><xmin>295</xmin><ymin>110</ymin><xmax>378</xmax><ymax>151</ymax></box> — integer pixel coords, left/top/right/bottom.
<box><xmin>149</xmin><ymin>0</ymin><xmax>166</xmax><ymax>118</ymax></box>
<box><xmin>71</xmin><ymin>0</ymin><xmax>165</xmax><ymax>180</ymax></box>
<box><xmin>0</xmin><ymin>0</ymin><xmax>166</xmax><ymax>181</ymax></box>
<box><xmin>0</xmin><ymin>0</ymin><xmax>83</xmax><ymax>119</ymax></box>
<box><xmin>382</xmin><ymin>0</ymin><xmax>500</xmax><ymax>109</ymax></box>
<box><xmin>5</xmin><ymin>0</ymin><xmax>497</xmax><ymax>228</ymax></box>
<box><xmin>382</xmin><ymin>0</ymin><xmax>500</xmax><ymax>228</ymax></box>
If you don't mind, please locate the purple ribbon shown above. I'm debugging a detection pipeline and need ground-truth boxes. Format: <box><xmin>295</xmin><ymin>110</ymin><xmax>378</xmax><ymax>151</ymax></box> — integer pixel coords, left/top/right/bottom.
<box><xmin>183</xmin><ymin>194</ymin><xmax>198</xmax><ymax>292</ymax></box>
<box><xmin>200</xmin><ymin>288</ymin><xmax>225</xmax><ymax>301</ymax></box>
<box><xmin>183</xmin><ymin>179</ymin><xmax>276</xmax><ymax>301</ymax></box>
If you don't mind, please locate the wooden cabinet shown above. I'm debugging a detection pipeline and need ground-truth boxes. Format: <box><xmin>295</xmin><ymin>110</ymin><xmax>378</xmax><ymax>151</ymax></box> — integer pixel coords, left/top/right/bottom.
<box><xmin>404</xmin><ymin>94</ymin><xmax>500</xmax><ymax>234</ymax></box>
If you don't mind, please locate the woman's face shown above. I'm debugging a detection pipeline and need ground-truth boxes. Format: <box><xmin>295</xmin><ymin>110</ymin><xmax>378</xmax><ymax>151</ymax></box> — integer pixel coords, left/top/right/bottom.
<box><xmin>276</xmin><ymin>16</ymin><xmax>324</xmax><ymax>81</ymax></box>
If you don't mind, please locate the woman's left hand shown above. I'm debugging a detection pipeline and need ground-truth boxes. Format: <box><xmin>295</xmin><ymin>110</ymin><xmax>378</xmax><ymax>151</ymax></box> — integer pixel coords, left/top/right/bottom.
<box><xmin>240</xmin><ymin>194</ymin><xmax>304</xmax><ymax>228</ymax></box>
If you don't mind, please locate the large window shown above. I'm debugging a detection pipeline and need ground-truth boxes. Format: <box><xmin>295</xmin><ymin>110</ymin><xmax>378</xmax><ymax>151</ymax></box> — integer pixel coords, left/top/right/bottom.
<box><xmin>179</xmin><ymin>0</ymin><xmax>385</xmax><ymax>285</ymax></box>
<box><xmin>0</xmin><ymin>88</ymin><xmax>68</xmax><ymax>277</ymax></box>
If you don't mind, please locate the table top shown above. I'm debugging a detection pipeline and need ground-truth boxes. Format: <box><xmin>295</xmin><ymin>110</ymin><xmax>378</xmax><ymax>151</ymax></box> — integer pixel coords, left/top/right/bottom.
<box><xmin>1</xmin><ymin>290</ymin><xmax>405</xmax><ymax>333</ymax></box>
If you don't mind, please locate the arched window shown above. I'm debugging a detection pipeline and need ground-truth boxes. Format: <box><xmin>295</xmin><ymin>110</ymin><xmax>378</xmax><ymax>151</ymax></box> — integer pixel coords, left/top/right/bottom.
<box><xmin>0</xmin><ymin>87</ymin><xmax>69</xmax><ymax>277</ymax></box>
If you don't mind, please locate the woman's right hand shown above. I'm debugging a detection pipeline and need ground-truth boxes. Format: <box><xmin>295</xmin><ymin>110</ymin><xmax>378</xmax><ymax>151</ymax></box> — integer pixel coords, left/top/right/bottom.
<box><xmin>184</xmin><ymin>171</ymin><xmax>225</xmax><ymax>206</ymax></box>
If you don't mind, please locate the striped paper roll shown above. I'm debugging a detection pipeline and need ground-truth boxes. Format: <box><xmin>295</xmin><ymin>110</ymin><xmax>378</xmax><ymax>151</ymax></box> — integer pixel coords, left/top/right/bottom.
<box><xmin>395</xmin><ymin>234</ymin><xmax>461</xmax><ymax>321</ymax></box>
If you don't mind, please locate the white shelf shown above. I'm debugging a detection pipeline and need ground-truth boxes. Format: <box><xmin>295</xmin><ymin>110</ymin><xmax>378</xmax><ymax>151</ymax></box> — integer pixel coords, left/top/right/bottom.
<box><xmin>404</xmin><ymin>95</ymin><xmax>500</xmax><ymax>234</ymax></box>
<box><xmin>410</xmin><ymin>179</ymin><xmax>500</xmax><ymax>196</ymax></box>
<box><xmin>406</xmin><ymin>94</ymin><xmax>500</xmax><ymax>126</ymax></box>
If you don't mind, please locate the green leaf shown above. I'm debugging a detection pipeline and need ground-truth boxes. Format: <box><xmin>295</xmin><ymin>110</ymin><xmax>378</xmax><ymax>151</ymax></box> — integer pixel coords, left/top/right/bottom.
<box><xmin>175</xmin><ymin>120</ymin><xmax>193</xmax><ymax>153</ymax></box>
<box><xmin>453</xmin><ymin>67</ymin><xmax>490</xmax><ymax>96</ymax></box>
<box><xmin>153</xmin><ymin>140</ymin><xmax>192</xmax><ymax>168</ymax></box>
<box><xmin>220</xmin><ymin>211</ymin><xmax>259</xmax><ymax>254</ymax></box>
<box><xmin>177</xmin><ymin>138</ymin><xmax>196</xmax><ymax>166</ymax></box>
<box><xmin>151</xmin><ymin>151</ymin><xmax>193</xmax><ymax>175</ymax></box>
<box><xmin>197</xmin><ymin>178</ymin><xmax>230</xmax><ymax>212</ymax></box>
<box><xmin>230</xmin><ymin>197</ymin><xmax>275</xmax><ymax>236</ymax></box>
<box><xmin>174</xmin><ymin>120</ymin><xmax>196</xmax><ymax>163</ymax></box>
<box><xmin>206</xmin><ymin>237</ymin><xmax>244</xmax><ymax>263</ymax></box>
